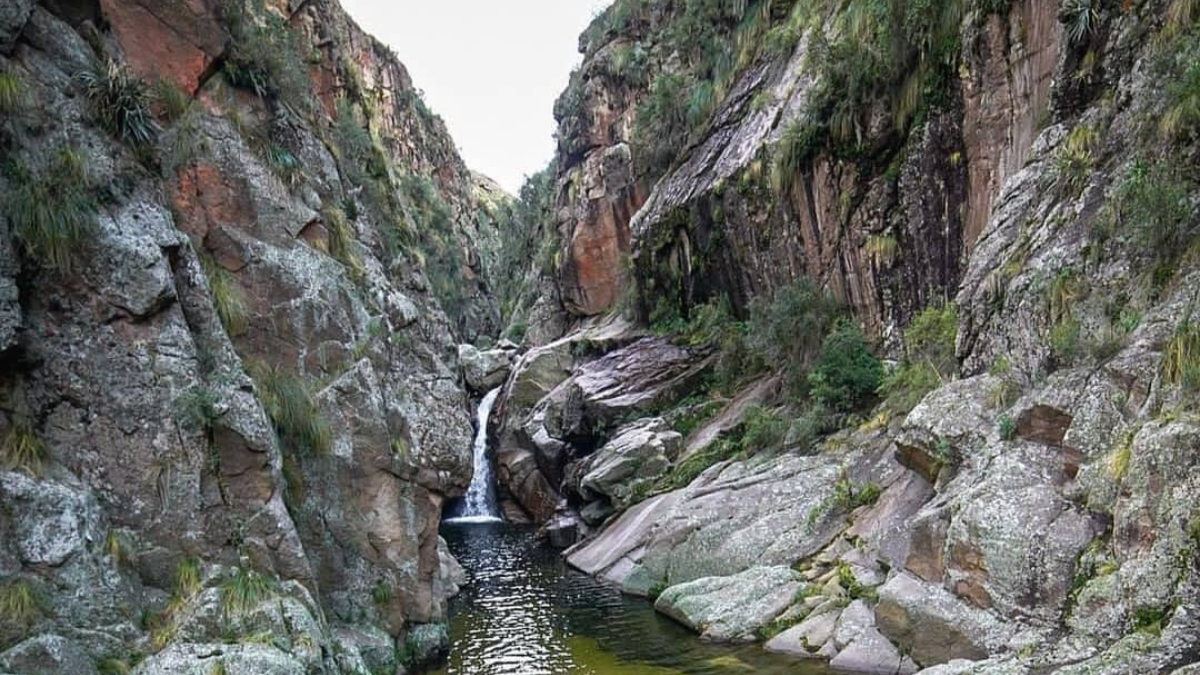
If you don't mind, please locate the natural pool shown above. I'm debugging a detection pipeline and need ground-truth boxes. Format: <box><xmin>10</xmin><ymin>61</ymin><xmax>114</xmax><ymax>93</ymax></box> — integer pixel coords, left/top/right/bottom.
<box><xmin>432</xmin><ymin>522</ymin><xmax>837</xmax><ymax>675</ymax></box>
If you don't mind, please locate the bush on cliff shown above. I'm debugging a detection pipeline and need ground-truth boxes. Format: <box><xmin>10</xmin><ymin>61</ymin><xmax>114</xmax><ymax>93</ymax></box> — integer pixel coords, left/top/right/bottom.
<box><xmin>808</xmin><ymin>321</ymin><xmax>883</xmax><ymax>413</ymax></box>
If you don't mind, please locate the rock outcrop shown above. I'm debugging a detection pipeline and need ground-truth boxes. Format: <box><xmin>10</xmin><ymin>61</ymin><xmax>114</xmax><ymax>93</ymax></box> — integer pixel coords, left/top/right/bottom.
<box><xmin>0</xmin><ymin>0</ymin><xmax>500</xmax><ymax>672</ymax></box>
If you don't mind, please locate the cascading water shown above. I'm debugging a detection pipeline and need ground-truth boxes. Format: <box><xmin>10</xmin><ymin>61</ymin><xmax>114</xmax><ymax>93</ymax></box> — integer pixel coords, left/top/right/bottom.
<box><xmin>445</xmin><ymin>387</ymin><xmax>503</xmax><ymax>523</ymax></box>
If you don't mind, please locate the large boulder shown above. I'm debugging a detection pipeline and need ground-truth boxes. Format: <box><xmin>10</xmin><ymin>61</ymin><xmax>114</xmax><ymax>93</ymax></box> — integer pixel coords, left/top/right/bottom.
<box><xmin>875</xmin><ymin>573</ymin><xmax>1012</xmax><ymax>667</ymax></box>
<box><xmin>458</xmin><ymin>344</ymin><xmax>517</xmax><ymax>392</ymax></box>
<box><xmin>653</xmin><ymin>566</ymin><xmax>805</xmax><ymax>643</ymax></box>
<box><xmin>578</xmin><ymin>417</ymin><xmax>682</xmax><ymax>508</ymax></box>
<box><xmin>829</xmin><ymin>601</ymin><xmax>918</xmax><ymax>675</ymax></box>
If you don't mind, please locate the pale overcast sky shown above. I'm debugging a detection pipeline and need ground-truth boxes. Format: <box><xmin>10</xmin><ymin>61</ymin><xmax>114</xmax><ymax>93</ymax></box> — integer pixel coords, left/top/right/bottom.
<box><xmin>340</xmin><ymin>1</ymin><xmax>611</xmax><ymax>193</ymax></box>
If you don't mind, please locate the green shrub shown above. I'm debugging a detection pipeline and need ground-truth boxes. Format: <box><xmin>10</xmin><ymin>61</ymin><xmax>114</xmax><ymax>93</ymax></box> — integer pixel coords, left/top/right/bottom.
<box><xmin>79</xmin><ymin>59</ymin><xmax>158</xmax><ymax>145</ymax></box>
<box><xmin>1109</xmin><ymin>159</ymin><xmax>1193</xmax><ymax>267</ymax></box>
<box><xmin>880</xmin><ymin>361</ymin><xmax>941</xmax><ymax>415</ymax></box>
<box><xmin>788</xmin><ymin>403</ymin><xmax>838</xmax><ymax>452</ymax></box>
<box><xmin>0</xmin><ymin>72</ymin><xmax>27</xmax><ymax>114</ymax></box>
<box><xmin>747</xmin><ymin>279</ymin><xmax>842</xmax><ymax>399</ymax></box>
<box><xmin>808</xmin><ymin>322</ymin><xmax>883</xmax><ymax>413</ymax></box>
<box><xmin>739</xmin><ymin>404</ymin><xmax>787</xmax><ymax>453</ymax></box>
<box><xmin>199</xmin><ymin>255</ymin><xmax>250</xmax><ymax>336</ymax></box>
<box><xmin>250</xmin><ymin>362</ymin><xmax>332</xmax><ymax>457</ymax></box>
<box><xmin>220</xmin><ymin>567</ymin><xmax>275</xmax><ymax>617</ymax></box>
<box><xmin>1132</xmin><ymin>605</ymin><xmax>1173</xmax><ymax>636</ymax></box>
<box><xmin>97</xmin><ymin>658</ymin><xmax>132</xmax><ymax>675</ymax></box>
<box><xmin>2</xmin><ymin>420</ymin><xmax>48</xmax><ymax>477</ymax></box>
<box><xmin>222</xmin><ymin>1</ymin><xmax>313</xmax><ymax>110</ymax></box>
<box><xmin>657</xmin><ymin>439</ymin><xmax>739</xmax><ymax>492</ymax></box>
<box><xmin>0</xmin><ymin>580</ymin><xmax>40</xmax><ymax>628</ymax></box>
<box><xmin>905</xmin><ymin>302</ymin><xmax>958</xmax><ymax>375</ymax></box>
<box><xmin>6</xmin><ymin>147</ymin><xmax>97</xmax><ymax>272</ymax></box>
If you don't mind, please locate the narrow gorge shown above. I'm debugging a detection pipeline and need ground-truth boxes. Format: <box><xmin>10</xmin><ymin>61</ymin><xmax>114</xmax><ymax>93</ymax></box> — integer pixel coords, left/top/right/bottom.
<box><xmin>0</xmin><ymin>1</ymin><xmax>1198</xmax><ymax>675</ymax></box>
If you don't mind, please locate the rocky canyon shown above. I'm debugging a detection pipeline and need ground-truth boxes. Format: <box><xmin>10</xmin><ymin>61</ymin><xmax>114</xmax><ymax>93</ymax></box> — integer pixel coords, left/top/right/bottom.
<box><xmin>1</xmin><ymin>1</ymin><xmax>1199</xmax><ymax>675</ymax></box>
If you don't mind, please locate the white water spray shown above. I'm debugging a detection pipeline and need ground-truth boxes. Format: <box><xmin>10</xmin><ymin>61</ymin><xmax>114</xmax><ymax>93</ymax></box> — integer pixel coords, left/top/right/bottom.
<box><xmin>445</xmin><ymin>387</ymin><xmax>503</xmax><ymax>524</ymax></box>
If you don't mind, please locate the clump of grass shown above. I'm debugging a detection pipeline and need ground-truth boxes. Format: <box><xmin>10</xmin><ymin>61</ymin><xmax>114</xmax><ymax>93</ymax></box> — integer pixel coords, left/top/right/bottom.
<box><xmin>2</xmin><ymin>420</ymin><xmax>49</xmax><ymax>477</ymax></box>
<box><xmin>997</xmin><ymin>414</ymin><xmax>1017</xmax><ymax>441</ymax></box>
<box><xmin>1050</xmin><ymin>318</ymin><xmax>1083</xmax><ymax>366</ymax></box>
<box><xmin>175</xmin><ymin>386</ymin><xmax>222</xmax><ymax>433</ymax></box>
<box><xmin>0</xmin><ymin>580</ymin><xmax>40</xmax><ymax>628</ymax></box>
<box><xmin>153</xmin><ymin>79</ymin><xmax>191</xmax><ymax>122</ymax></box>
<box><xmin>220</xmin><ymin>566</ymin><xmax>275</xmax><ymax>618</ymax></box>
<box><xmin>1062</xmin><ymin>0</ymin><xmax>1101</xmax><ymax>43</ymax></box>
<box><xmin>250</xmin><ymin>362</ymin><xmax>332</xmax><ymax>457</ymax></box>
<box><xmin>324</xmin><ymin>206</ymin><xmax>366</xmax><ymax>282</ymax></box>
<box><xmin>1106</xmin><ymin>429</ymin><xmax>1135</xmax><ymax>481</ymax></box>
<box><xmin>96</xmin><ymin>658</ymin><xmax>132</xmax><ymax>675</ymax></box>
<box><xmin>6</xmin><ymin>147</ymin><xmax>97</xmax><ymax>273</ymax></box>
<box><xmin>0</xmin><ymin>71</ymin><xmax>27</xmax><ymax>114</ymax></box>
<box><xmin>1163</xmin><ymin>321</ymin><xmax>1200</xmax><ymax>394</ymax></box>
<box><xmin>105</xmin><ymin>531</ymin><xmax>134</xmax><ymax>567</ymax></box>
<box><xmin>264</xmin><ymin>144</ymin><xmax>302</xmax><ymax>185</ymax></box>
<box><xmin>372</xmin><ymin>579</ymin><xmax>393</xmax><ymax>606</ymax></box>
<box><xmin>1053</xmin><ymin>124</ymin><xmax>1097</xmax><ymax>192</ymax></box>
<box><xmin>864</xmin><ymin>234</ymin><xmax>899</xmax><ymax>267</ymax></box>
<box><xmin>176</xmin><ymin>558</ymin><xmax>202</xmax><ymax>599</ymax></box>
<box><xmin>199</xmin><ymin>254</ymin><xmax>250</xmax><ymax>336</ymax></box>
<box><xmin>78</xmin><ymin>59</ymin><xmax>158</xmax><ymax>145</ymax></box>
<box><xmin>880</xmin><ymin>301</ymin><xmax>958</xmax><ymax>414</ymax></box>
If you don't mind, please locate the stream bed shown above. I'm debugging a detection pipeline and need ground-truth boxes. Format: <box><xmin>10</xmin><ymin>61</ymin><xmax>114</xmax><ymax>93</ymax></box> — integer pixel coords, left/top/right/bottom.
<box><xmin>432</xmin><ymin>521</ymin><xmax>838</xmax><ymax>675</ymax></box>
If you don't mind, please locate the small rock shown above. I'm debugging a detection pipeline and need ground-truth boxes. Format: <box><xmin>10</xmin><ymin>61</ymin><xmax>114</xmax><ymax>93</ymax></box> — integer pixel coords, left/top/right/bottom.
<box><xmin>0</xmin><ymin>635</ymin><xmax>97</xmax><ymax>675</ymax></box>
<box><xmin>458</xmin><ymin>344</ymin><xmax>516</xmax><ymax>392</ymax></box>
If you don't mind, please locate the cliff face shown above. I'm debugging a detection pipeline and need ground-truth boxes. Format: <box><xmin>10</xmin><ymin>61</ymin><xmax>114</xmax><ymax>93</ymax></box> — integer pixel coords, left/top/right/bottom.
<box><xmin>0</xmin><ymin>1</ymin><xmax>496</xmax><ymax>673</ymax></box>
<box><xmin>494</xmin><ymin>0</ymin><xmax>1200</xmax><ymax>673</ymax></box>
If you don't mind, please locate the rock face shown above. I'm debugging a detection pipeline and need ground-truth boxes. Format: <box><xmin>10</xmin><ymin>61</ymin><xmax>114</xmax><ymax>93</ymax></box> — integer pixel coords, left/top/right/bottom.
<box><xmin>0</xmin><ymin>0</ymin><xmax>493</xmax><ymax>672</ymax></box>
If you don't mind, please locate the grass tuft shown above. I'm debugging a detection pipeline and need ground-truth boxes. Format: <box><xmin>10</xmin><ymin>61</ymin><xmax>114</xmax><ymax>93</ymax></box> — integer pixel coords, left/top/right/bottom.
<box><xmin>78</xmin><ymin>59</ymin><xmax>158</xmax><ymax>145</ymax></box>
<box><xmin>220</xmin><ymin>566</ymin><xmax>275</xmax><ymax>617</ymax></box>
<box><xmin>1164</xmin><ymin>321</ymin><xmax>1200</xmax><ymax>395</ymax></box>
<box><xmin>6</xmin><ymin>147</ymin><xmax>97</xmax><ymax>273</ymax></box>
<box><xmin>324</xmin><ymin>206</ymin><xmax>366</xmax><ymax>282</ymax></box>
<box><xmin>199</xmin><ymin>254</ymin><xmax>250</xmax><ymax>336</ymax></box>
<box><xmin>0</xmin><ymin>71</ymin><xmax>27</xmax><ymax>114</ymax></box>
<box><xmin>0</xmin><ymin>580</ymin><xmax>40</xmax><ymax>628</ymax></box>
<box><xmin>250</xmin><ymin>362</ymin><xmax>332</xmax><ymax>457</ymax></box>
<box><xmin>2</xmin><ymin>420</ymin><xmax>49</xmax><ymax>477</ymax></box>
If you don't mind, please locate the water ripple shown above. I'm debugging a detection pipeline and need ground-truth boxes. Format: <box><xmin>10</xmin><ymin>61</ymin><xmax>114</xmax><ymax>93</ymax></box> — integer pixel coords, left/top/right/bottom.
<box><xmin>431</xmin><ymin>523</ymin><xmax>838</xmax><ymax>675</ymax></box>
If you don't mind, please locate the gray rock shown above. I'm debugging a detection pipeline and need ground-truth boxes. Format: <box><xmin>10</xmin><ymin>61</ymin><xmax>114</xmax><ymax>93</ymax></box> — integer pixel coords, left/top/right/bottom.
<box><xmin>438</xmin><ymin>537</ymin><xmax>465</xmax><ymax>598</ymax></box>
<box><xmin>458</xmin><ymin>343</ymin><xmax>516</xmax><ymax>392</ymax></box>
<box><xmin>132</xmin><ymin>644</ymin><xmax>307</xmax><ymax>675</ymax></box>
<box><xmin>0</xmin><ymin>635</ymin><xmax>97</xmax><ymax>675</ymax></box>
<box><xmin>764</xmin><ymin>608</ymin><xmax>839</xmax><ymax>657</ymax></box>
<box><xmin>876</xmin><ymin>573</ymin><xmax>1012</xmax><ymax>667</ymax></box>
<box><xmin>0</xmin><ymin>0</ymin><xmax>32</xmax><ymax>53</ymax></box>
<box><xmin>653</xmin><ymin>566</ymin><xmax>804</xmax><ymax>642</ymax></box>
<box><xmin>579</xmin><ymin>417</ymin><xmax>681</xmax><ymax>507</ymax></box>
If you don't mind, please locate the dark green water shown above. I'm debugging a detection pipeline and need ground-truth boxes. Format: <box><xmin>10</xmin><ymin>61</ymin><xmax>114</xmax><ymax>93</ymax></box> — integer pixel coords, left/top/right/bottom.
<box><xmin>433</xmin><ymin>522</ymin><xmax>837</xmax><ymax>675</ymax></box>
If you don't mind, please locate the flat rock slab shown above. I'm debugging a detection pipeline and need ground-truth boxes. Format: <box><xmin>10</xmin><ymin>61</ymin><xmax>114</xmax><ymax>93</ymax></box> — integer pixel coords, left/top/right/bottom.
<box><xmin>653</xmin><ymin>565</ymin><xmax>804</xmax><ymax>642</ymax></box>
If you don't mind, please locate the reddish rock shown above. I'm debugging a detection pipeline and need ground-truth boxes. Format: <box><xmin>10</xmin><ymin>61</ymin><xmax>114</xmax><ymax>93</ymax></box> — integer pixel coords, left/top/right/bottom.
<box><xmin>99</xmin><ymin>0</ymin><xmax>227</xmax><ymax>95</ymax></box>
<box><xmin>171</xmin><ymin>163</ymin><xmax>256</xmax><ymax>243</ymax></box>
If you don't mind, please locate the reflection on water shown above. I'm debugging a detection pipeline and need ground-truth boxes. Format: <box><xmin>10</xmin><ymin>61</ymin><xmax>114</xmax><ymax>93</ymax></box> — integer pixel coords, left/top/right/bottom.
<box><xmin>432</xmin><ymin>522</ymin><xmax>837</xmax><ymax>675</ymax></box>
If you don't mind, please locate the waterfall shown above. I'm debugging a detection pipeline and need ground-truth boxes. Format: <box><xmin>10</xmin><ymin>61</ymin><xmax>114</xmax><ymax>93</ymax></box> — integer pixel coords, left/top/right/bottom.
<box><xmin>445</xmin><ymin>387</ymin><xmax>503</xmax><ymax>523</ymax></box>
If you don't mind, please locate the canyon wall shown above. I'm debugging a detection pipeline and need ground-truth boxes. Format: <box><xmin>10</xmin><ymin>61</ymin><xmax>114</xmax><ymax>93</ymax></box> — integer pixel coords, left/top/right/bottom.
<box><xmin>0</xmin><ymin>1</ymin><xmax>497</xmax><ymax>673</ymax></box>
<box><xmin>495</xmin><ymin>0</ymin><xmax>1200</xmax><ymax>674</ymax></box>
